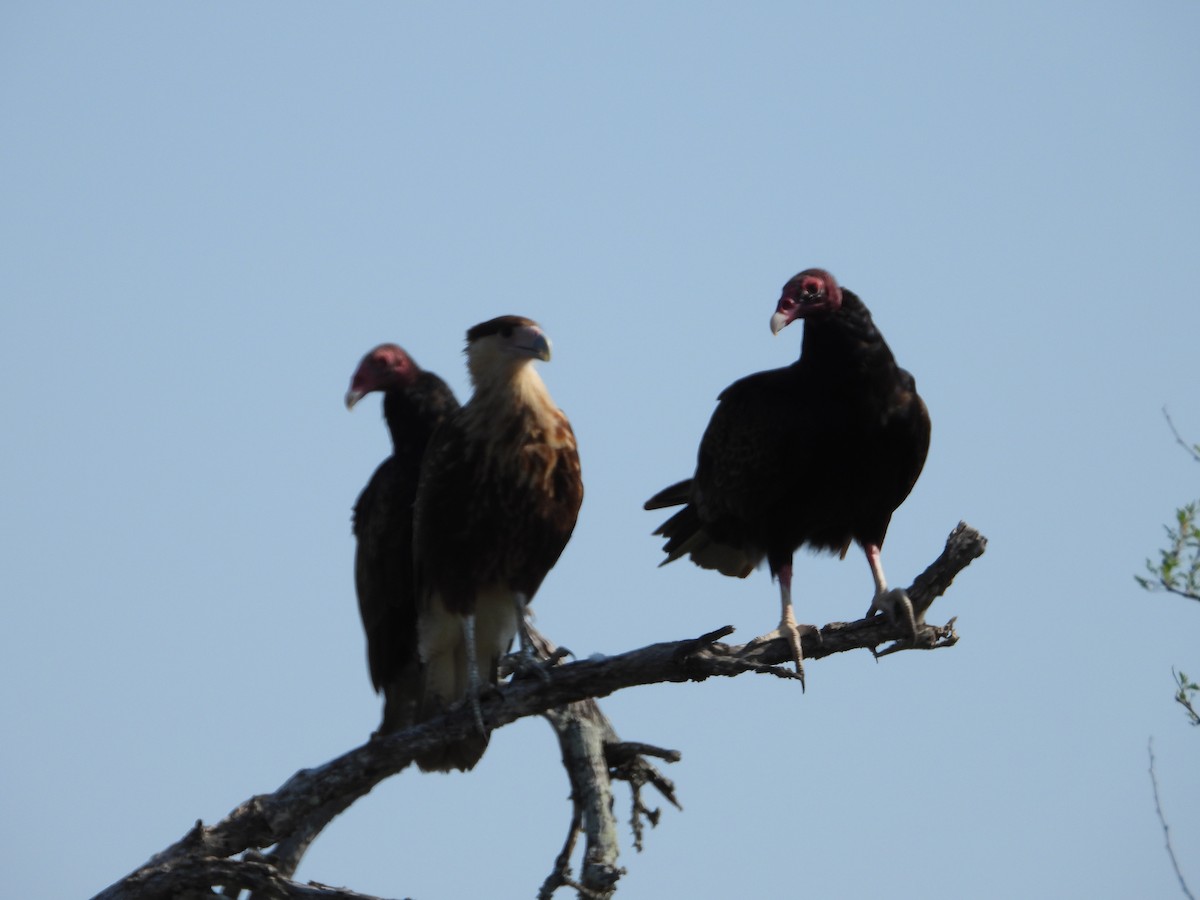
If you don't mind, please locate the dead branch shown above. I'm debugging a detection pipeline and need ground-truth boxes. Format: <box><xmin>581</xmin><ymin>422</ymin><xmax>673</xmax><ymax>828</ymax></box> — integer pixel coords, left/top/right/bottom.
<box><xmin>1163</xmin><ymin>407</ymin><xmax>1200</xmax><ymax>464</ymax></box>
<box><xmin>528</xmin><ymin>625</ymin><xmax>683</xmax><ymax>899</ymax></box>
<box><xmin>1149</xmin><ymin>738</ymin><xmax>1196</xmax><ymax>900</ymax></box>
<box><xmin>108</xmin><ymin>855</ymin><xmax>406</xmax><ymax>900</ymax></box>
<box><xmin>92</xmin><ymin>522</ymin><xmax>985</xmax><ymax>900</ymax></box>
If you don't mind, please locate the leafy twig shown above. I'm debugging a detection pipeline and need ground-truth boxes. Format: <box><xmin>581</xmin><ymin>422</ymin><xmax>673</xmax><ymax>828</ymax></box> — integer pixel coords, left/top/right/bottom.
<box><xmin>1137</xmin><ymin>502</ymin><xmax>1200</xmax><ymax>603</ymax></box>
<box><xmin>1173</xmin><ymin>670</ymin><xmax>1200</xmax><ymax>727</ymax></box>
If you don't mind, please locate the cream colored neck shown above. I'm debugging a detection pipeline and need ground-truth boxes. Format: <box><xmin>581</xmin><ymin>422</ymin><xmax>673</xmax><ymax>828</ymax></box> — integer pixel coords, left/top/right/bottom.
<box><xmin>466</xmin><ymin>360</ymin><xmax>560</xmax><ymax>431</ymax></box>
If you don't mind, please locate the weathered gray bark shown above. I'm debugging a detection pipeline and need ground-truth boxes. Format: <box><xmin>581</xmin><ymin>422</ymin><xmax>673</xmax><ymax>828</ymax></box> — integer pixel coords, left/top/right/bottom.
<box><xmin>92</xmin><ymin>522</ymin><xmax>986</xmax><ymax>900</ymax></box>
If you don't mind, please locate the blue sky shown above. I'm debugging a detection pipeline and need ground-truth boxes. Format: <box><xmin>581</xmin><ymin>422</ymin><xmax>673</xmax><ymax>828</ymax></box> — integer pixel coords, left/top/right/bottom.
<box><xmin>3</xmin><ymin>3</ymin><xmax>1199</xmax><ymax>898</ymax></box>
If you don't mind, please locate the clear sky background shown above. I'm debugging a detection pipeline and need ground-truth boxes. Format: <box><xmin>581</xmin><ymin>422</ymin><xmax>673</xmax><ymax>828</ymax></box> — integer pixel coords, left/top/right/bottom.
<box><xmin>3</xmin><ymin>3</ymin><xmax>1198</xmax><ymax>898</ymax></box>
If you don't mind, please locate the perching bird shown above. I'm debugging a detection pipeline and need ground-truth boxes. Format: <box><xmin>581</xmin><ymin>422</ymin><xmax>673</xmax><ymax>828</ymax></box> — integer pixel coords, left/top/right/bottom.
<box><xmin>345</xmin><ymin>343</ymin><xmax>460</xmax><ymax>735</ymax></box>
<box><xmin>412</xmin><ymin>315</ymin><xmax>583</xmax><ymax>772</ymax></box>
<box><xmin>646</xmin><ymin>268</ymin><xmax>930</xmax><ymax>684</ymax></box>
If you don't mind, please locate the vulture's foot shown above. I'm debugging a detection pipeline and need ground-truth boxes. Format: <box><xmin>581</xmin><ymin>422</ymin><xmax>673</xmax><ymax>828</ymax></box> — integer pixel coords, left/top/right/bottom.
<box><xmin>750</xmin><ymin>612</ymin><xmax>820</xmax><ymax>690</ymax></box>
<box><xmin>866</xmin><ymin>588</ymin><xmax>918</xmax><ymax>639</ymax></box>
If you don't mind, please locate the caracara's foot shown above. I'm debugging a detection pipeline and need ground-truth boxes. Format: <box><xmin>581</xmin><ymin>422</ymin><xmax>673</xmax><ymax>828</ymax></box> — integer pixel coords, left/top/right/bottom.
<box><xmin>749</xmin><ymin>617</ymin><xmax>821</xmax><ymax>689</ymax></box>
<box><xmin>465</xmin><ymin>688</ymin><xmax>487</xmax><ymax>738</ymax></box>
<box><xmin>461</xmin><ymin>650</ymin><xmax>488</xmax><ymax>738</ymax></box>
<box><xmin>865</xmin><ymin>588</ymin><xmax>918</xmax><ymax>639</ymax></box>
<box><xmin>501</xmin><ymin>643</ymin><xmax>554</xmax><ymax>682</ymax></box>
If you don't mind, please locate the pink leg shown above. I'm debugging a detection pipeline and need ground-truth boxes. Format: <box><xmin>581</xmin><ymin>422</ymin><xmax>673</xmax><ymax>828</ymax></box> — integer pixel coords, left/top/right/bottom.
<box><xmin>750</xmin><ymin>561</ymin><xmax>819</xmax><ymax>689</ymax></box>
<box><xmin>864</xmin><ymin>543</ymin><xmax>888</xmax><ymax>597</ymax></box>
<box><xmin>862</xmin><ymin>543</ymin><xmax>917</xmax><ymax>637</ymax></box>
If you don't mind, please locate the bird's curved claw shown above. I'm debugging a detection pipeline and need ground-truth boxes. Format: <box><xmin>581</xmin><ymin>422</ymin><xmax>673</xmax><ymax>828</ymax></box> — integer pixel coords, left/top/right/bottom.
<box><xmin>467</xmin><ymin>691</ymin><xmax>487</xmax><ymax>739</ymax></box>
<box><xmin>866</xmin><ymin>588</ymin><xmax>918</xmax><ymax>640</ymax></box>
<box><xmin>501</xmin><ymin>644</ymin><xmax>554</xmax><ymax>682</ymax></box>
<box><xmin>545</xmin><ymin>645</ymin><xmax>573</xmax><ymax>665</ymax></box>
<box><xmin>749</xmin><ymin>617</ymin><xmax>820</xmax><ymax>691</ymax></box>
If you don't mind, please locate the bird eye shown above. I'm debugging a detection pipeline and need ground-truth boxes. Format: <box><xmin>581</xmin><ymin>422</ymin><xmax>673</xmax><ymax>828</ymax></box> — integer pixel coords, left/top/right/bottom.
<box><xmin>500</xmin><ymin>326</ymin><xmax>513</xmax><ymax>338</ymax></box>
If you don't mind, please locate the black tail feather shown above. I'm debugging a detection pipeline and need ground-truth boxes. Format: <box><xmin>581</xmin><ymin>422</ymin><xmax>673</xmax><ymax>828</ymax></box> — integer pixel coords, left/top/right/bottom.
<box><xmin>644</xmin><ymin>478</ymin><xmax>692</xmax><ymax>510</ymax></box>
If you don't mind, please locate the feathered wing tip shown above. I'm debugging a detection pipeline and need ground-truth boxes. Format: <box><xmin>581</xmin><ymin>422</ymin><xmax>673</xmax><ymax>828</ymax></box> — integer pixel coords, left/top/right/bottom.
<box><xmin>414</xmin><ymin>698</ymin><xmax>489</xmax><ymax>773</ymax></box>
<box><xmin>652</xmin><ymin>505</ymin><xmax>759</xmax><ymax>578</ymax></box>
<box><xmin>416</xmin><ymin>738</ymin><xmax>489</xmax><ymax>773</ymax></box>
<box><xmin>375</xmin><ymin>658</ymin><xmax>421</xmax><ymax>736</ymax></box>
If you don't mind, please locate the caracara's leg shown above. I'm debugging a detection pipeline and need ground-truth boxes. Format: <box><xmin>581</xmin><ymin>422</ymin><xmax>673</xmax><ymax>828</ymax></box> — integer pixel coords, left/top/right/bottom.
<box><xmin>749</xmin><ymin>561</ymin><xmax>819</xmax><ymax>689</ymax></box>
<box><xmin>460</xmin><ymin>613</ymin><xmax>487</xmax><ymax>737</ymax></box>
<box><xmin>862</xmin><ymin>543</ymin><xmax>917</xmax><ymax>638</ymax></box>
<box><xmin>513</xmin><ymin>592</ymin><xmax>535</xmax><ymax>659</ymax></box>
<box><xmin>503</xmin><ymin>592</ymin><xmax>553</xmax><ymax>681</ymax></box>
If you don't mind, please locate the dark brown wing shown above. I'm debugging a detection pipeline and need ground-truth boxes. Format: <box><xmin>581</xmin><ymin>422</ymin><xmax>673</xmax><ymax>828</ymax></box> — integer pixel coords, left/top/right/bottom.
<box><xmin>414</xmin><ymin>409</ymin><xmax>583</xmax><ymax>616</ymax></box>
<box><xmin>693</xmin><ymin>369</ymin><xmax>806</xmax><ymax>534</ymax></box>
<box><xmin>352</xmin><ymin>458</ymin><xmax>413</xmax><ymax>689</ymax></box>
<box><xmin>411</xmin><ymin>415</ymin><xmax>483</xmax><ymax>618</ymax></box>
<box><xmin>510</xmin><ymin>409</ymin><xmax>584</xmax><ymax>598</ymax></box>
<box><xmin>408</xmin><ymin>415</ymin><xmax>491</xmax><ymax>771</ymax></box>
<box><xmin>650</xmin><ymin>366</ymin><xmax>808</xmax><ymax>576</ymax></box>
<box><xmin>352</xmin><ymin>457</ymin><xmax>421</xmax><ymax>731</ymax></box>
<box><xmin>848</xmin><ymin>366</ymin><xmax>930</xmax><ymax>548</ymax></box>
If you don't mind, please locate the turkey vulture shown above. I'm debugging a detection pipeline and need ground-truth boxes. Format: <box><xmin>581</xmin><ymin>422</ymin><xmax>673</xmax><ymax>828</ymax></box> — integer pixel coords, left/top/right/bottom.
<box><xmin>345</xmin><ymin>343</ymin><xmax>459</xmax><ymax>734</ymax></box>
<box><xmin>413</xmin><ymin>315</ymin><xmax>583</xmax><ymax>771</ymax></box>
<box><xmin>646</xmin><ymin>268</ymin><xmax>930</xmax><ymax>684</ymax></box>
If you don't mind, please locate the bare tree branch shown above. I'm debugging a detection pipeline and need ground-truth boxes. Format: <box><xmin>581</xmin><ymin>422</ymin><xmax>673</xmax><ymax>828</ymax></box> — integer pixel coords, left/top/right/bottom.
<box><xmin>603</xmin><ymin>740</ymin><xmax>680</xmax><ymax>854</ymax></box>
<box><xmin>542</xmin><ymin>703</ymin><xmax>623</xmax><ymax>898</ymax></box>
<box><xmin>1163</xmin><ymin>407</ymin><xmax>1200</xmax><ymax>464</ymax></box>
<box><xmin>529</xmin><ymin>626</ymin><xmax>677</xmax><ymax>899</ymax></box>
<box><xmin>1151</xmin><ymin>580</ymin><xmax>1200</xmax><ymax>604</ymax></box>
<box><xmin>241</xmin><ymin>792</ymin><xmax>368</xmax><ymax>900</ymax></box>
<box><xmin>1148</xmin><ymin>738</ymin><xmax>1196</xmax><ymax>900</ymax></box>
<box><xmin>110</xmin><ymin>855</ymin><xmax>407</xmax><ymax>900</ymax></box>
<box><xmin>92</xmin><ymin>522</ymin><xmax>986</xmax><ymax>900</ymax></box>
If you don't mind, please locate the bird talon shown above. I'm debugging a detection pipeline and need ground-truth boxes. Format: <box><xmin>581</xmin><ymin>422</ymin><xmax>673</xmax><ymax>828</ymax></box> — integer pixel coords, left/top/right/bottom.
<box><xmin>868</xmin><ymin>587</ymin><xmax>918</xmax><ymax>640</ymax></box>
<box><xmin>752</xmin><ymin>618</ymin><xmax>819</xmax><ymax>690</ymax></box>
<box><xmin>548</xmin><ymin>646</ymin><xmax>573</xmax><ymax>664</ymax></box>
<box><xmin>502</xmin><ymin>648</ymin><xmax>554</xmax><ymax>682</ymax></box>
<box><xmin>467</xmin><ymin>692</ymin><xmax>487</xmax><ymax>739</ymax></box>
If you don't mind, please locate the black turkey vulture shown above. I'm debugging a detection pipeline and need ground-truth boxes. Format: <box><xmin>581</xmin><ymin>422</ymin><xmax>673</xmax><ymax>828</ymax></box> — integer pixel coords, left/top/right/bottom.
<box><xmin>345</xmin><ymin>343</ymin><xmax>459</xmax><ymax>734</ymax></box>
<box><xmin>646</xmin><ymin>268</ymin><xmax>930</xmax><ymax>684</ymax></box>
<box><xmin>413</xmin><ymin>315</ymin><xmax>584</xmax><ymax>772</ymax></box>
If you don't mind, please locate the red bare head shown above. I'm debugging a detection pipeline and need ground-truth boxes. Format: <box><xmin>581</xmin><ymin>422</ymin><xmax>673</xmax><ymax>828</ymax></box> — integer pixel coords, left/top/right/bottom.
<box><xmin>770</xmin><ymin>268</ymin><xmax>842</xmax><ymax>334</ymax></box>
<box><xmin>345</xmin><ymin>343</ymin><xmax>419</xmax><ymax>410</ymax></box>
